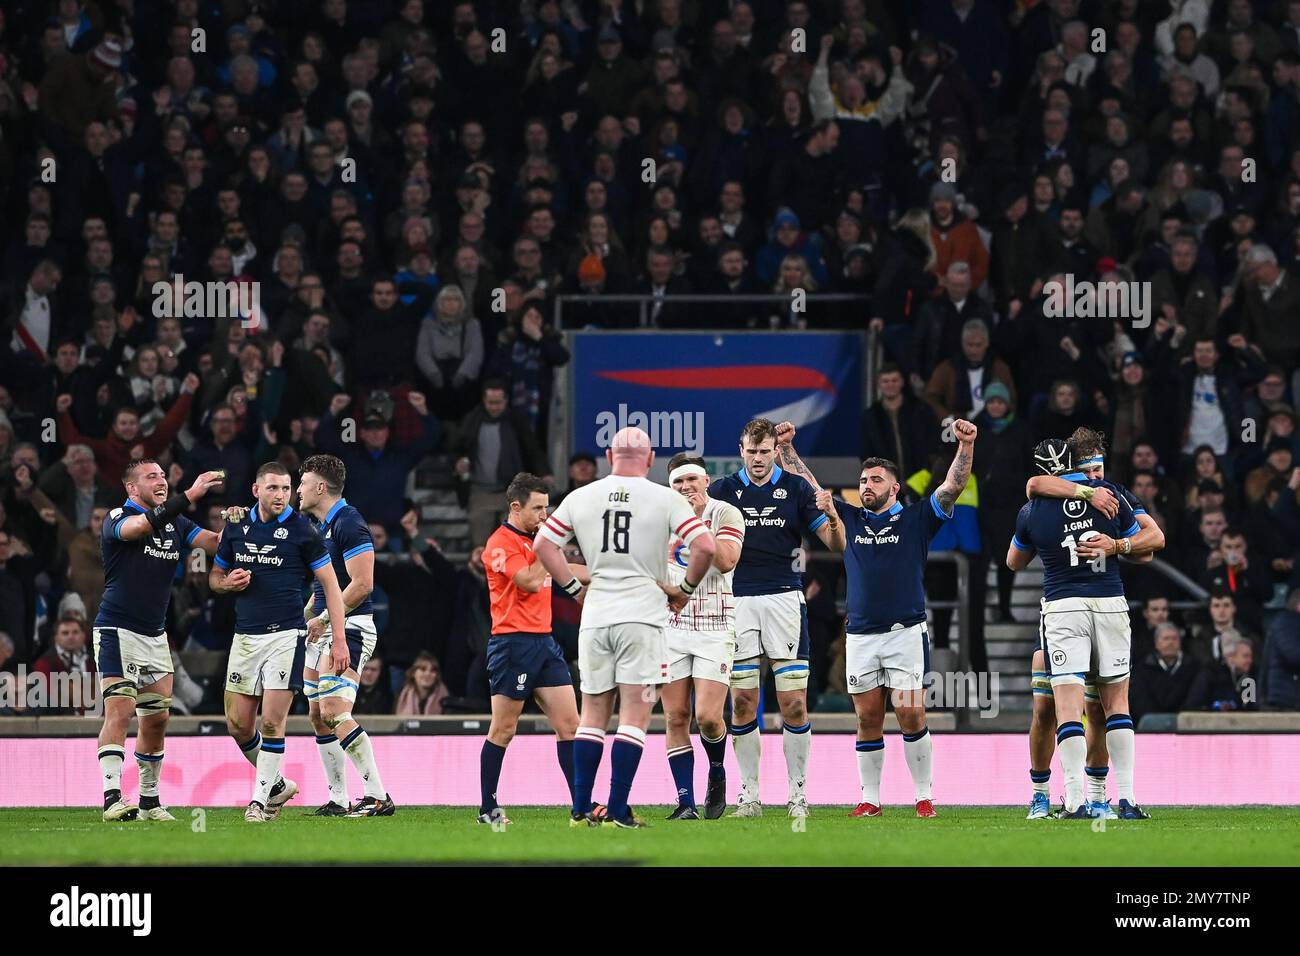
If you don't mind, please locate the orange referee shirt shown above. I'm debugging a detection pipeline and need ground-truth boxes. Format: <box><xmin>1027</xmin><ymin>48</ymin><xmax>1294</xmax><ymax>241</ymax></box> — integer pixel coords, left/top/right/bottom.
<box><xmin>485</xmin><ymin>522</ymin><xmax>552</xmax><ymax>635</ymax></box>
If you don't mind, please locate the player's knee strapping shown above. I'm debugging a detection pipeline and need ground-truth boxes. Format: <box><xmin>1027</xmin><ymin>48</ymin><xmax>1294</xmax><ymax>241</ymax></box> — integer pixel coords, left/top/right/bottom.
<box><xmin>730</xmin><ymin>657</ymin><xmax>761</xmax><ymax>690</ymax></box>
<box><xmin>772</xmin><ymin>659</ymin><xmax>809</xmax><ymax>692</ymax></box>
<box><xmin>134</xmin><ymin>692</ymin><xmax>171</xmax><ymax>718</ymax></box>
<box><xmin>1094</xmin><ymin>672</ymin><xmax>1129</xmax><ymax>685</ymax></box>
<box><xmin>1049</xmin><ymin>672</ymin><xmax>1087</xmax><ymax>689</ymax></box>
<box><xmin>303</xmin><ymin>677</ymin><xmax>319</xmax><ymax>700</ymax></box>
<box><xmin>102</xmin><ymin>682</ymin><xmax>138</xmax><ymax>704</ymax></box>
<box><xmin>325</xmin><ymin>710</ymin><xmax>355</xmax><ymax>730</ymax></box>
<box><xmin>314</xmin><ymin>672</ymin><xmax>359</xmax><ymax>705</ymax></box>
<box><xmin>1084</xmin><ymin>681</ymin><xmax>1101</xmax><ymax>701</ymax></box>
<box><xmin>1030</xmin><ymin>669</ymin><xmax>1052</xmax><ymax>697</ymax></box>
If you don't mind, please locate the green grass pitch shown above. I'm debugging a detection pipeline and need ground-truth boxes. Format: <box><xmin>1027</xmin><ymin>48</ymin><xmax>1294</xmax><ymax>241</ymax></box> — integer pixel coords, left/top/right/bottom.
<box><xmin>2</xmin><ymin>806</ymin><xmax>1298</xmax><ymax>866</ymax></box>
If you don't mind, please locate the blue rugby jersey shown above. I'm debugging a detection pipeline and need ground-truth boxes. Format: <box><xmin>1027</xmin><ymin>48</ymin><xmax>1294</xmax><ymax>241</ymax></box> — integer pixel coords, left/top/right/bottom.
<box><xmin>215</xmin><ymin>503</ymin><xmax>330</xmax><ymax>633</ymax></box>
<box><xmin>308</xmin><ymin>497</ymin><xmax>375</xmax><ymax>618</ymax></box>
<box><xmin>96</xmin><ymin>499</ymin><xmax>202</xmax><ymax>636</ymax></box>
<box><xmin>834</xmin><ymin>492</ymin><xmax>952</xmax><ymax>634</ymax></box>
<box><xmin>1012</xmin><ymin>475</ymin><xmax>1141</xmax><ymax>601</ymax></box>
<box><xmin>708</xmin><ymin>466</ymin><xmax>827</xmax><ymax>596</ymax></box>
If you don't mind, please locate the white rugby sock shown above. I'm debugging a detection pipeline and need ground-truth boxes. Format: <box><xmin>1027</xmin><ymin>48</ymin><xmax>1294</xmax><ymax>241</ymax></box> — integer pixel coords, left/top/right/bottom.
<box><xmin>135</xmin><ymin>750</ymin><xmax>163</xmax><ymax>798</ymax></box>
<box><xmin>782</xmin><ymin>721</ymin><xmax>811</xmax><ymax>801</ymax></box>
<box><xmin>730</xmin><ymin>719</ymin><xmax>762</xmax><ymax>803</ymax></box>
<box><xmin>238</xmin><ymin>730</ymin><xmax>262</xmax><ymax>767</ymax></box>
<box><xmin>1086</xmin><ymin>766</ymin><xmax>1109</xmax><ymax>803</ymax></box>
<box><xmin>316</xmin><ymin>734</ymin><xmax>349</xmax><ymax>806</ymax></box>
<box><xmin>98</xmin><ymin>745</ymin><xmax>125</xmax><ymax>796</ymax></box>
<box><xmin>1106</xmin><ymin>714</ymin><xmax>1136</xmax><ymax>802</ymax></box>
<box><xmin>252</xmin><ymin>739</ymin><xmax>284</xmax><ymax>806</ymax></box>
<box><xmin>1057</xmin><ymin>722</ymin><xmax>1086</xmax><ymax>812</ymax></box>
<box><xmin>856</xmin><ymin>739</ymin><xmax>884</xmax><ymax>805</ymax></box>
<box><xmin>903</xmin><ymin>726</ymin><xmax>933</xmax><ymax>802</ymax></box>
<box><xmin>341</xmin><ymin>726</ymin><xmax>386</xmax><ymax>799</ymax></box>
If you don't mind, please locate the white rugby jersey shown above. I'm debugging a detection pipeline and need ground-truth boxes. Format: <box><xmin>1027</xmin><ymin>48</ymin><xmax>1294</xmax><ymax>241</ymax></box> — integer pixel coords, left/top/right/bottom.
<box><xmin>665</xmin><ymin>497</ymin><xmax>744</xmax><ymax>632</ymax></box>
<box><xmin>539</xmin><ymin>474</ymin><xmax>710</xmax><ymax>627</ymax></box>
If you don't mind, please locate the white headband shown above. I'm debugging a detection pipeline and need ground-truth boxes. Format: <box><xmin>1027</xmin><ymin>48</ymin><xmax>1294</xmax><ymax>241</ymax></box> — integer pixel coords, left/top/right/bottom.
<box><xmin>668</xmin><ymin>463</ymin><xmax>708</xmax><ymax>484</ymax></box>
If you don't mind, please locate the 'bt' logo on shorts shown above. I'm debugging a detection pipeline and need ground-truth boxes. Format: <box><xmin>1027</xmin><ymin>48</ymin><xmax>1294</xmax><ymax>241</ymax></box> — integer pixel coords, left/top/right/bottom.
<box><xmin>1051</xmin><ymin>650</ymin><xmax>1067</xmax><ymax>666</ymax></box>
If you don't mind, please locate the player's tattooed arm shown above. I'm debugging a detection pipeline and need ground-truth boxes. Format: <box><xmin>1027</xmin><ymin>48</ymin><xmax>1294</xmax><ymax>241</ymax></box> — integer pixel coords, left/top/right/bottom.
<box><xmin>935</xmin><ymin>419</ymin><xmax>977</xmax><ymax>513</ymax></box>
<box><xmin>774</xmin><ymin>421</ymin><xmax>822</xmax><ymax>489</ymax></box>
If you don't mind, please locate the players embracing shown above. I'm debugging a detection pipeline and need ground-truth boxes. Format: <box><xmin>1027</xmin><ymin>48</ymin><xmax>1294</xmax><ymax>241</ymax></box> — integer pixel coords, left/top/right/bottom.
<box><xmin>1017</xmin><ymin>429</ymin><xmax>1163</xmax><ymax>819</ymax></box>
<box><xmin>1008</xmin><ymin>429</ymin><xmax>1163</xmax><ymax>819</ymax></box>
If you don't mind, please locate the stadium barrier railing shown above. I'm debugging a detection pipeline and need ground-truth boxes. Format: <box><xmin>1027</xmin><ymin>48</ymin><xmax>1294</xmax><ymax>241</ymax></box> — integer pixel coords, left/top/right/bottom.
<box><xmin>551</xmin><ymin>292</ymin><xmax>873</xmax><ymax>331</ymax></box>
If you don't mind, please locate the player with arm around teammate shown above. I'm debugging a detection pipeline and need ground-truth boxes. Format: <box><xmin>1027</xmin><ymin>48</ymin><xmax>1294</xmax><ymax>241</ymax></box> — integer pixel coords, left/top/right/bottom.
<box><xmin>478</xmin><ymin>472</ymin><xmax>593</xmax><ymax>826</ymax></box>
<box><xmin>297</xmin><ymin>454</ymin><xmax>395</xmax><ymax>817</ymax></box>
<box><xmin>94</xmin><ymin>459</ymin><xmax>231</xmax><ymax>821</ymax></box>
<box><xmin>661</xmin><ymin>453</ymin><xmax>746</xmax><ymax>820</ymax></box>
<box><xmin>1018</xmin><ymin>430</ymin><xmax>1162</xmax><ymax>819</ymax></box>
<box><xmin>534</xmin><ymin>427</ymin><xmax>715</xmax><ymax>829</ymax></box>
<box><xmin>210</xmin><ymin>462</ymin><xmax>350</xmax><ymax>822</ymax></box>
<box><xmin>1006</xmin><ymin>439</ymin><xmax>1159</xmax><ymax>820</ymax></box>
<box><xmin>787</xmin><ymin>420</ymin><xmax>975</xmax><ymax>817</ymax></box>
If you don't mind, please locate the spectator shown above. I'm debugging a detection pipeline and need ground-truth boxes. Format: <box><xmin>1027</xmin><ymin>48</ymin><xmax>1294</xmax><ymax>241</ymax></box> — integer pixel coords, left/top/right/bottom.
<box><xmin>1185</xmin><ymin>633</ymin><xmax>1259</xmax><ymax>712</ymax></box>
<box><xmin>55</xmin><ymin>375</ymin><xmax>199</xmax><ymax>487</ymax></box>
<box><xmin>1190</xmin><ymin>589</ymin><xmax>1259</xmax><ymax>666</ymax></box>
<box><xmin>1130</xmin><ymin>622</ymin><xmax>1201</xmax><ymax>724</ymax></box>
<box><xmin>65</xmin><ymin>504</ymin><xmax>108</xmax><ymax>622</ymax></box>
<box><xmin>415</xmin><ymin>284</ymin><xmax>484</xmax><ymax>424</ymax></box>
<box><xmin>38</xmin><ymin>444</ymin><xmax>105</xmax><ymax>531</ymax></box>
<box><xmin>860</xmin><ymin>364</ymin><xmax>937</xmax><ymax>481</ymax></box>
<box><xmin>1264</xmin><ymin>587</ymin><xmax>1300</xmax><ymax>709</ymax></box>
<box><xmin>354</xmin><ymin>655</ymin><xmax>394</xmax><ymax>715</ymax></box>
<box><xmin>971</xmin><ymin>381</ymin><xmax>1032</xmax><ymax>626</ymax></box>
<box><xmin>923</xmin><ymin>318</ymin><xmax>1015</xmax><ymax>424</ymax></box>
<box><xmin>485</xmin><ymin>305</ymin><xmax>569</xmax><ymax>442</ymax></box>
<box><xmin>453</xmin><ymin>382</ymin><xmax>549</xmax><ymax>546</ymax></box>
<box><xmin>32</xmin><ymin>615</ymin><xmax>96</xmax><ymax>715</ymax></box>
<box><xmin>394</xmin><ymin>651</ymin><xmax>449</xmax><ymax>715</ymax></box>
<box><xmin>314</xmin><ymin>391</ymin><xmax>439</xmax><ymax>537</ymax></box>
<box><xmin>927</xmin><ymin>184</ymin><xmax>989</xmax><ymax>293</ymax></box>
<box><xmin>1198</xmin><ymin>527</ymin><xmax>1274</xmax><ymax>633</ymax></box>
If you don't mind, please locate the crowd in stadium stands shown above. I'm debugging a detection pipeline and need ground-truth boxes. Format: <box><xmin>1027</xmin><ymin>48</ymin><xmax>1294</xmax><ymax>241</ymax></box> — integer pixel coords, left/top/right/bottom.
<box><xmin>1</xmin><ymin>0</ymin><xmax>1299</xmax><ymax>719</ymax></box>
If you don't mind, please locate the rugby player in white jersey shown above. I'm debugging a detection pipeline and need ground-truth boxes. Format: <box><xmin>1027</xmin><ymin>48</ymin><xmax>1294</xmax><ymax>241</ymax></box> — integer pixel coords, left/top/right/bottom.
<box><xmin>661</xmin><ymin>453</ymin><xmax>746</xmax><ymax>820</ymax></box>
<box><xmin>534</xmin><ymin>427</ymin><xmax>715</xmax><ymax>828</ymax></box>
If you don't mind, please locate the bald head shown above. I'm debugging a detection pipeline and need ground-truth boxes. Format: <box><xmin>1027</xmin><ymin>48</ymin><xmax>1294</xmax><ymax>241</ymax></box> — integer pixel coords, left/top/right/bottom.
<box><xmin>607</xmin><ymin>427</ymin><xmax>654</xmax><ymax>474</ymax></box>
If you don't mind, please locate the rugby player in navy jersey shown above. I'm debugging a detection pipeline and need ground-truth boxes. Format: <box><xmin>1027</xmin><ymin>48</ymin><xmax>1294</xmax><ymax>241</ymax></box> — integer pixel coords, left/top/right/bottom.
<box><xmin>1007</xmin><ymin>433</ymin><xmax>1163</xmax><ymax>819</ymax></box>
<box><xmin>94</xmin><ymin>460</ymin><xmax>231</xmax><ymax>821</ymax></box>
<box><xmin>1020</xmin><ymin>430</ymin><xmax>1163</xmax><ymax>820</ymax></box>
<box><xmin>298</xmin><ymin>454</ymin><xmax>394</xmax><ymax>817</ymax></box>
<box><xmin>779</xmin><ymin>419</ymin><xmax>976</xmax><ymax>817</ymax></box>
<box><xmin>707</xmin><ymin>419</ymin><xmax>844</xmax><ymax>819</ymax></box>
<box><xmin>211</xmin><ymin>462</ymin><xmax>350</xmax><ymax>822</ymax></box>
